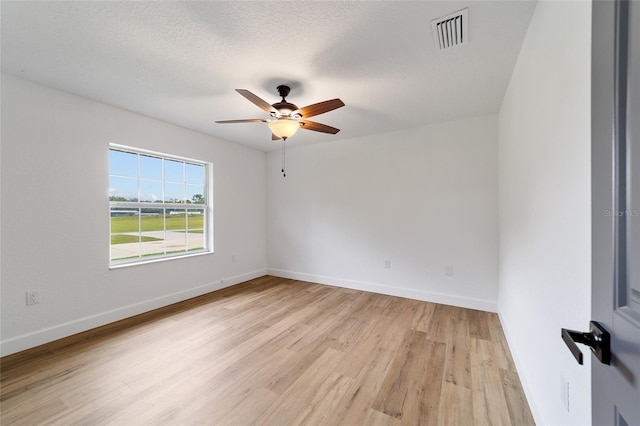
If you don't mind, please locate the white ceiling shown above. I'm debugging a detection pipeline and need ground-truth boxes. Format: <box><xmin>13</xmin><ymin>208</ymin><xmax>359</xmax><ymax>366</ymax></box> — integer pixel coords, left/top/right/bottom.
<box><xmin>1</xmin><ymin>1</ymin><xmax>536</xmax><ymax>152</ymax></box>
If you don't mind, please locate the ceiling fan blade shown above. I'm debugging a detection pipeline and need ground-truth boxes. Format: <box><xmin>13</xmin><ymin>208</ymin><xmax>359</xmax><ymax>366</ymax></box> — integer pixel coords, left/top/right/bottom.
<box><xmin>272</xmin><ymin>133</ymin><xmax>281</xmax><ymax>140</ymax></box>
<box><xmin>215</xmin><ymin>119</ymin><xmax>268</xmax><ymax>124</ymax></box>
<box><xmin>300</xmin><ymin>120</ymin><xmax>341</xmax><ymax>134</ymax></box>
<box><xmin>294</xmin><ymin>99</ymin><xmax>345</xmax><ymax>118</ymax></box>
<box><xmin>235</xmin><ymin>89</ymin><xmax>276</xmax><ymax>114</ymax></box>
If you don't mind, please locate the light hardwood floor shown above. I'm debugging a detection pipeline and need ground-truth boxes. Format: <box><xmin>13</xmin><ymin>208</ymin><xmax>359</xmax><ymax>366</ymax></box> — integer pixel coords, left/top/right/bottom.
<box><xmin>1</xmin><ymin>276</ymin><xmax>535</xmax><ymax>425</ymax></box>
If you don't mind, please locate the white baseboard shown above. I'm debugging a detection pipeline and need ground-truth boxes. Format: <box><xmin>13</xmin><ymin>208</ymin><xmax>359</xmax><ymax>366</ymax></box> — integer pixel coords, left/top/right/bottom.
<box><xmin>0</xmin><ymin>269</ymin><xmax>267</xmax><ymax>357</ymax></box>
<box><xmin>1</xmin><ymin>268</ymin><xmax>496</xmax><ymax>357</ymax></box>
<box><xmin>497</xmin><ymin>309</ymin><xmax>544</xmax><ymax>426</ymax></box>
<box><xmin>267</xmin><ymin>268</ymin><xmax>498</xmax><ymax>312</ymax></box>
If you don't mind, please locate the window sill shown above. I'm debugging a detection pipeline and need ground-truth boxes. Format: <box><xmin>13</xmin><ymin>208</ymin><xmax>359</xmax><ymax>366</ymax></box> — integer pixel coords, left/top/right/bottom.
<box><xmin>109</xmin><ymin>250</ymin><xmax>214</xmax><ymax>269</ymax></box>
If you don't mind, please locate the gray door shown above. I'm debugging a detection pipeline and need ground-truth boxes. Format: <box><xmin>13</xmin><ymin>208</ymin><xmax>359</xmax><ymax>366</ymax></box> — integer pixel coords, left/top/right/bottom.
<box><xmin>592</xmin><ymin>1</ymin><xmax>640</xmax><ymax>425</ymax></box>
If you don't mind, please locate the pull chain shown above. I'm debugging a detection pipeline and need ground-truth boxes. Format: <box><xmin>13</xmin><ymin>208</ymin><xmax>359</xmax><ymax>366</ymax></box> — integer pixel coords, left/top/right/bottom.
<box><xmin>281</xmin><ymin>137</ymin><xmax>287</xmax><ymax>177</ymax></box>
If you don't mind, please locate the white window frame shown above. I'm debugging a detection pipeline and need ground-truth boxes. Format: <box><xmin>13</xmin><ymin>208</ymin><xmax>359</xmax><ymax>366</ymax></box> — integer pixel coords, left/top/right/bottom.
<box><xmin>109</xmin><ymin>143</ymin><xmax>214</xmax><ymax>268</ymax></box>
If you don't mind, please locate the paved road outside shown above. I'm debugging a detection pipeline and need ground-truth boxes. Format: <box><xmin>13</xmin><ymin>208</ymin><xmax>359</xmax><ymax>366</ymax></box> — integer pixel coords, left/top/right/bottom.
<box><xmin>111</xmin><ymin>231</ymin><xmax>204</xmax><ymax>260</ymax></box>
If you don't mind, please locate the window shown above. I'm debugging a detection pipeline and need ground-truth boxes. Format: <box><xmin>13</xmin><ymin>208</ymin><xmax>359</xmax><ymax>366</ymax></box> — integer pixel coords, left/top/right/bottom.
<box><xmin>108</xmin><ymin>145</ymin><xmax>212</xmax><ymax>266</ymax></box>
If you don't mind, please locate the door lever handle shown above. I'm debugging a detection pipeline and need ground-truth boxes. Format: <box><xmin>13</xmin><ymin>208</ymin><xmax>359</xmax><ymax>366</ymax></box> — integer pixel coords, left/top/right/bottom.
<box><xmin>561</xmin><ymin>321</ymin><xmax>611</xmax><ymax>365</ymax></box>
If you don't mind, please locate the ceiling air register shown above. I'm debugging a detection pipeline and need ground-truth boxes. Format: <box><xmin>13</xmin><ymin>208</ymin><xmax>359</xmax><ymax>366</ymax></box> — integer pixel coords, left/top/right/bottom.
<box><xmin>431</xmin><ymin>8</ymin><xmax>468</xmax><ymax>50</ymax></box>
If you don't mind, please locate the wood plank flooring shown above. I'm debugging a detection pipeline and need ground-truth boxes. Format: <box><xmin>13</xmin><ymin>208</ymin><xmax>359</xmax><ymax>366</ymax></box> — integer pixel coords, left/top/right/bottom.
<box><xmin>0</xmin><ymin>276</ymin><xmax>535</xmax><ymax>425</ymax></box>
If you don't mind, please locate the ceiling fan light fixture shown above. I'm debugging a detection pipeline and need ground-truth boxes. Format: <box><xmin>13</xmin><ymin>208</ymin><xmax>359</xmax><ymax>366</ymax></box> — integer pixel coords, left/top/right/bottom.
<box><xmin>268</xmin><ymin>118</ymin><xmax>300</xmax><ymax>139</ymax></box>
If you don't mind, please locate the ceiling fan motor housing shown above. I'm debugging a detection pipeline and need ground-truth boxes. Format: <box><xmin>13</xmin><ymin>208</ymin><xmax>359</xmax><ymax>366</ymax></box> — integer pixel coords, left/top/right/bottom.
<box><xmin>272</xmin><ymin>101</ymin><xmax>299</xmax><ymax>115</ymax></box>
<box><xmin>273</xmin><ymin>85</ymin><xmax>299</xmax><ymax>116</ymax></box>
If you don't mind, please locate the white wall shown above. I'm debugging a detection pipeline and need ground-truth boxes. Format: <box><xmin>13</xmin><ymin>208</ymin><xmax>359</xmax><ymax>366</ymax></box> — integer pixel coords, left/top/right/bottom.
<box><xmin>498</xmin><ymin>1</ymin><xmax>592</xmax><ymax>425</ymax></box>
<box><xmin>0</xmin><ymin>73</ymin><xmax>267</xmax><ymax>356</ymax></box>
<box><xmin>267</xmin><ymin>115</ymin><xmax>499</xmax><ymax>312</ymax></box>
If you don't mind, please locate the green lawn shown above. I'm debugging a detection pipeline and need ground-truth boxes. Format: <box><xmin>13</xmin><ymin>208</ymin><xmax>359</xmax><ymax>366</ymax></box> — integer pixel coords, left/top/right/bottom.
<box><xmin>110</xmin><ymin>214</ymin><xmax>204</xmax><ymax>233</ymax></box>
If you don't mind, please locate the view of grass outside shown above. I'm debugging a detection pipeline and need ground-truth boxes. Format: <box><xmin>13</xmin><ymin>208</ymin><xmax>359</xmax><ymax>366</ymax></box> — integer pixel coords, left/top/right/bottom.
<box><xmin>110</xmin><ymin>214</ymin><xmax>204</xmax><ymax>233</ymax></box>
<box><xmin>109</xmin><ymin>147</ymin><xmax>210</xmax><ymax>264</ymax></box>
<box><xmin>110</xmin><ymin>211</ymin><xmax>205</xmax><ymax>261</ymax></box>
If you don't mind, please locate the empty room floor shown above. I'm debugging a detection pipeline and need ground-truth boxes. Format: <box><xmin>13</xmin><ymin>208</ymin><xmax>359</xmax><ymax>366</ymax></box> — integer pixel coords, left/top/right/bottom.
<box><xmin>0</xmin><ymin>276</ymin><xmax>534</xmax><ymax>425</ymax></box>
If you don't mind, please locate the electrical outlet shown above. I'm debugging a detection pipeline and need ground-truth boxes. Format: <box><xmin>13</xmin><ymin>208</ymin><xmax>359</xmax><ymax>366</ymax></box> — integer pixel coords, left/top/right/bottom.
<box><xmin>26</xmin><ymin>290</ymin><xmax>40</xmax><ymax>305</ymax></box>
<box><xmin>446</xmin><ymin>266</ymin><xmax>454</xmax><ymax>276</ymax></box>
<box><xmin>384</xmin><ymin>260</ymin><xmax>391</xmax><ymax>269</ymax></box>
<box><xmin>231</xmin><ymin>254</ymin><xmax>237</xmax><ymax>263</ymax></box>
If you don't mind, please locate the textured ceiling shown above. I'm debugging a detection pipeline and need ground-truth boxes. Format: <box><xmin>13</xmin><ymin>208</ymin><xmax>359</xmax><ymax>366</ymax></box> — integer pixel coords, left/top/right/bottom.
<box><xmin>1</xmin><ymin>1</ymin><xmax>536</xmax><ymax>152</ymax></box>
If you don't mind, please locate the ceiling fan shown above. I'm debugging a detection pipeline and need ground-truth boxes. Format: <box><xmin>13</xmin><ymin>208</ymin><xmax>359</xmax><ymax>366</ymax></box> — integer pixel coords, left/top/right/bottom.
<box><xmin>215</xmin><ymin>85</ymin><xmax>345</xmax><ymax>141</ymax></box>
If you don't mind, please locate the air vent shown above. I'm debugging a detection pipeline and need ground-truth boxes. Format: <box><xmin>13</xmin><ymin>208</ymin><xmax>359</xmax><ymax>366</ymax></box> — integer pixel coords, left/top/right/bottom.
<box><xmin>431</xmin><ymin>8</ymin><xmax>468</xmax><ymax>50</ymax></box>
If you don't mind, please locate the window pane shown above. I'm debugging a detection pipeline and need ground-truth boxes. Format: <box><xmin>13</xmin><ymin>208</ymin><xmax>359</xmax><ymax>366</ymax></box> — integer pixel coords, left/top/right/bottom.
<box><xmin>110</xmin><ymin>239</ymin><xmax>141</xmax><ymax>261</ymax></box>
<box><xmin>166</xmin><ymin>210</ymin><xmax>186</xmax><ymax>231</ymax></box>
<box><xmin>109</xmin><ymin>176</ymin><xmax>138</xmax><ymax>201</ymax></box>
<box><xmin>187</xmin><ymin>209</ymin><xmax>204</xmax><ymax>230</ymax></box>
<box><xmin>188</xmin><ymin>233</ymin><xmax>204</xmax><ymax>252</ymax></box>
<box><xmin>140</xmin><ymin>208</ymin><xmax>164</xmax><ymax>232</ymax></box>
<box><xmin>186</xmin><ymin>163</ymin><xmax>205</xmax><ymax>184</ymax></box>
<box><xmin>166</xmin><ymin>210</ymin><xmax>187</xmax><ymax>254</ymax></box>
<box><xmin>140</xmin><ymin>155</ymin><xmax>162</xmax><ymax>180</ymax></box>
<box><xmin>110</xmin><ymin>208</ymin><xmax>139</xmax><ymax>232</ymax></box>
<box><xmin>140</xmin><ymin>208</ymin><xmax>166</xmax><ymax>257</ymax></box>
<box><xmin>165</xmin><ymin>182</ymin><xmax>185</xmax><ymax>203</ymax></box>
<box><xmin>140</xmin><ymin>179</ymin><xmax>162</xmax><ymax>203</ymax></box>
<box><xmin>110</xmin><ymin>208</ymin><xmax>140</xmax><ymax>261</ymax></box>
<box><xmin>187</xmin><ymin>209</ymin><xmax>205</xmax><ymax>251</ymax></box>
<box><xmin>187</xmin><ymin>185</ymin><xmax>205</xmax><ymax>204</ymax></box>
<box><xmin>165</xmin><ymin>160</ymin><xmax>184</xmax><ymax>182</ymax></box>
<box><xmin>109</xmin><ymin>150</ymin><xmax>138</xmax><ymax>177</ymax></box>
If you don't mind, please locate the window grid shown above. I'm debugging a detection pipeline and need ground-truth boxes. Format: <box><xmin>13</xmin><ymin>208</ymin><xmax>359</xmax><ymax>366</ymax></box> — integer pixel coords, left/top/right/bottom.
<box><xmin>109</xmin><ymin>145</ymin><xmax>211</xmax><ymax>266</ymax></box>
